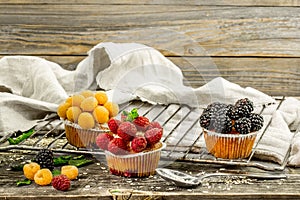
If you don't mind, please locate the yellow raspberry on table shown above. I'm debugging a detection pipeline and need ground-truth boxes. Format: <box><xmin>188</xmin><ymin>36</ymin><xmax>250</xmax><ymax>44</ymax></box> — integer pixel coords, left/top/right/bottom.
<box><xmin>61</xmin><ymin>165</ymin><xmax>79</xmax><ymax>180</ymax></box>
<box><xmin>23</xmin><ymin>162</ymin><xmax>40</xmax><ymax>180</ymax></box>
<box><xmin>34</xmin><ymin>169</ymin><xmax>53</xmax><ymax>186</ymax></box>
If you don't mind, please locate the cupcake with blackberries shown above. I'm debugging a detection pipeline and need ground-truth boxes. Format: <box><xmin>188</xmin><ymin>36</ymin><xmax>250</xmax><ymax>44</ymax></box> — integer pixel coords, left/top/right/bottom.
<box><xmin>200</xmin><ymin>98</ymin><xmax>264</xmax><ymax>159</ymax></box>
<box><xmin>96</xmin><ymin>108</ymin><xmax>166</xmax><ymax>177</ymax></box>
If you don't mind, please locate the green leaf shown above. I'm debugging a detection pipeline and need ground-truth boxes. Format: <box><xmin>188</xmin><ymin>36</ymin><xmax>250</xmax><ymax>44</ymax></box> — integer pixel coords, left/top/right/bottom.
<box><xmin>54</xmin><ymin>155</ymin><xmax>93</xmax><ymax>167</ymax></box>
<box><xmin>72</xmin><ymin>155</ymin><xmax>85</xmax><ymax>160</ymax></box>
<box><xmin>110</xmin><ymin>190</ymin><xmax>120</xmax><ymax>193</ymax></box>
<box><xmin>54</xmin><ymin>155</ymin><xmax>72</xmax><ymax>166</ymax></box>
<box><xmin>52</xmin><ymin>169</ymin><xmax>61</xmax><ymax>177</ymax></box>
<box><xmin>122</xmin><ymin>110</ymin><xmax>129</xmax><ymax>116</ymax></box>
<box><xmin>10</xmin><ymin>164</ymin><xmax>24</xmax><ymax>171</ymax></box>
<box><xmin>7</xmin><ymin>129</ymin><xmax>34</xmax><ymax>145</ymax></box>
<box><xmin>16</xmin><ymin>179</ymin><xmax>31</xmax><ymax>186</ymax></box>
<box><xmin>130</xmin><ymin>108</ymin><xmax>139</xmax><ymax>119</ymax></box>
<box><xmin>125</xmin><ymin>108</ymin><xmax>139</xmax><ymax>121</ymax></box>
<box><xmin>68</xmin><ymin>158</ymin><xmax>93</xmax><ymax>167</ymax></box>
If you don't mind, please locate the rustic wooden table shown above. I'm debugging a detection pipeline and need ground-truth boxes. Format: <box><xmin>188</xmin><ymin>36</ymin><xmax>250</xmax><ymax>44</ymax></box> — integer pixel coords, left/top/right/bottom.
<box><xmin>1</xmin><ymin>151</ymin><xmax>300</xmax><ymax>200</ymax></box>
<box><xmin>1</xmin><ymin>1</ymin><xmax>300</xmax><ymax>199</ymax></box>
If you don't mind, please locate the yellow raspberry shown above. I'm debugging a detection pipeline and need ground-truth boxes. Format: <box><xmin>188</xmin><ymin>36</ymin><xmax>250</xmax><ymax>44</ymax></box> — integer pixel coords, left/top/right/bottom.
<box><xmin>61</xmin><ymin>165</ymin><xmax>79</xmax><ymax>180</ymax></box>
<box><xmin>34</xmin><ymin>169</ymin><xmax>53</xmax><ymax>186</ymax></box>
<box><xmin>80</xmin><ymin>90</ymin><xmax>95</xmax><ymax>98</ymax></box>
<box><xmin>95</xmin><ymin>91</ymin><xmax>108</xmax><ymax>105</ymax></box>
<box><xmin>80</xmin><ymin>97</ymin><xmax>98</xmax><ymax>112</ymax></box>
<box><xmin>65</xmin><ymin>96</ymin><xmax>72</xmax><ymax>104</ymax></box>
<box><xmin>93</xmin><ymin>106</ymin><xmax>109</xmax><ymax>124</ymax></box>
<box><xmin>78</xmin><ymin>112</ymin><xmax>95</xmax><ymax>129</ymax></box>
<box><xmin>23</xmin><ymin>162</ymin><xmax>40</xmax><ymax>180</ymax></box>
<box><xmin>104</xmin><ymin>101</ymin><xmax>119</xmax><ymax>118</ymax></box>
<box><xmin>57</xmin><ymin>102</ymin><xmax>71</xmax><ymax>119</ymax></box>
<box><xmin>71</xmin><ymin>94</ymin><xmax>85</xmax><ymax>107</ymax></box>
<box><xmin>66</xmin><ymin>106</ymin><xmax>82</xmax><ymax>123</ymax></box>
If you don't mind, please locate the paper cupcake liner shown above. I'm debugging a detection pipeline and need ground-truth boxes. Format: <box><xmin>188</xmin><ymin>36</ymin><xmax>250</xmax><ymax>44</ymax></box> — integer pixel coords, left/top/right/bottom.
<box><xmin>105</xmin><ymin>142</ymin><xmax>166</xmax><ymax>177</ymax></box>
<box><xmin>64</xmin><ymin>120</ymin><xmax>109</xmax><ymax>148</ymax></box>
<box><xmin>203</xmin><ymin>129</ymin><xmax>258</xmax><ymax>159</ymax></box>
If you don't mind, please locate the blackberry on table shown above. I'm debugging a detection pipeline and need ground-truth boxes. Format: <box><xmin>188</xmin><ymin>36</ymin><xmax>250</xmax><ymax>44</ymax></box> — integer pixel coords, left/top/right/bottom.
<box><xmin>234</xmin><ymin>117</ymin><xmax>251</xmax><ymax>134</ymax></box>
<box><xmin>35</xmin><ymin>149</ymin><xmax>54</xmax><ymax>171</ymax></box>
<box><xmin>248</xmin><ymin>113</ymin><xmax>264</xmax><ymax>131</ymax></box>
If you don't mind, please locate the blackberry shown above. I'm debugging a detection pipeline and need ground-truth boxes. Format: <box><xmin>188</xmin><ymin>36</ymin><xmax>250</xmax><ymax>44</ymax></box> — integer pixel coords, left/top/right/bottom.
<box><xmin>248</xmin><ymin>113</ymin><xmax>264</xmax><ymax>131</ymax></box>
<box><xmin>234</xmin><ymin>117</ymin><xmax>251</xmax><ymax>134</ymax></box>
<box><xmin>200</xmin><ymin>103</ymin><xmax>233</xmax><ymax>131</ymax></box>
<box><xmin>199</xmin><ymin>108</ymin><xmax>214</xmax><ymax>129</ymax></box>
<box><xmin>207</xmin><ymin>102</ymin><xmax>228</xmax><ymax>113</ymax></box>
<box><xmin>35</xmin><ymin>149</ymin><xmax>54</xmax><ymax>171</ymax></box>
<box><xmin>211</xmin><ymin>108</ymin><xmax>232</xmax><ymax>134</ymax></box>
<box><xmin>229</xmin><ymin>98</ymin><xmax>254</xmax><ymax>120</ymax></box>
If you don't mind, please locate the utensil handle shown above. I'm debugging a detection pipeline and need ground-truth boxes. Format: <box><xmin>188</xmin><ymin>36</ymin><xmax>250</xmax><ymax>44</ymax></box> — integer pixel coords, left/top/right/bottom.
<box><xmin>200</xmin><ymin>172</ymin><xmax>286</xmax><ymax>180</ymax></box>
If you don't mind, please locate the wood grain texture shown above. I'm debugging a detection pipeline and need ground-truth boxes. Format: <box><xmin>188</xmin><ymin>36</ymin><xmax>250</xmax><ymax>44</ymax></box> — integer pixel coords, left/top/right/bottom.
<box><xmin>0</xmin><ymin>152</ymin><xmax>299</xmax><ymax>200</ymax></box>
<box><xmin>0</xmin><ymin>2</ymin><xmax>300</xmax><ymax>96</ymax></box>
<box><xmin>1</xmin><ymin>0</ymin><xmax>300</xmax><ymax>6</ymax></box>
<box><xmin>1</xmin><ymin>5</ymin><xmax>300</xmax><ymax>57</ymax></box>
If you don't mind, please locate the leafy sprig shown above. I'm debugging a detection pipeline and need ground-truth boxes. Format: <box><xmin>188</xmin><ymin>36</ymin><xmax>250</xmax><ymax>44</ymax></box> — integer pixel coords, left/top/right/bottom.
<box><xmin>7</xmin><ymin>129</ymin><xmax>34</xmax><ymax>145</ymax></box>
<box><xmin>122</xmin><ymin>108</ymin><xmax>139</xmax><ymax>122</ymax></box>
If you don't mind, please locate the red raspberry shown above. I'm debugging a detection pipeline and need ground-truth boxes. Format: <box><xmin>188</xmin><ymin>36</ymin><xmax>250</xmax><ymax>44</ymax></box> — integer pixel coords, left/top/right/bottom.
<box><xmin>117</xmin><ymin>122</ymin><xmax>137</xmax><ymax>141</ymax></box>
<box><xmin>96</xmin><ymin>133</ymin><xmax>113</xmax><ymax>150</ymax></box>
<box><xmin>52</xmin><ymin>175</ymin><xmax>71</xmax><ymax>191</ymax></box>
<box><xmin>133</xmin><ymin>116</ymin><xmax>150</xmax><ymax>131</ymax></box>
<box><xmin>147</xmin><ymin>121</ymin><xmax>162</xmax><ymax>130</ymax></box>
<box><xmin>107</xmin><ymin>118</ymin><xmax>121</xmax><ymax>134</ymax></box>
<box><xmin>145</xmin><ymin>128</ymin><xmax>163</xmax><ymax>145</ymax></box>
<box><xmin>131</xmin><ymin>136</ymin><xmax>147</xmax><ymax>153</ymax></box>
<box><xmin>108</xmin><ymin>138</ymin><xmax>128</xmax><ymax>155</ymax></box>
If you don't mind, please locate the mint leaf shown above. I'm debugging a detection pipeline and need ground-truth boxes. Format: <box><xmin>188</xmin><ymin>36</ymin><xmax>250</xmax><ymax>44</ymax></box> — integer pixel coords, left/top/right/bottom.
<box><xmin>8</xmin><ymin>129</ymin><xmax>34</xmax><ymax>145</ymax></box>
<box><xmin>68</xmin><ymin>158</ymin><xmax>93</xmax><ymax>167</ymax></box>
<box><xmin>130</xmin><ymin>108</ymin><xmax>139</xmax><ymax>120</ymax></box>
<box><xmin>125</xmin><ymin>108</ymin><xmax>139</xmax><ymax>121</ymax></box>
<box><xmin>16</xmin><ymin>179</ymin><xmax>31</xmax><ymax>186</ymax></box>
<box><xmin>54</xmin><ymin>155</ymin><xmax>72</xmax><ymax>166</ymax></box>
<box><xmin>52</xmin><ymin>169</ymin><xmax>61</xmax><ymax>177</ymax></box>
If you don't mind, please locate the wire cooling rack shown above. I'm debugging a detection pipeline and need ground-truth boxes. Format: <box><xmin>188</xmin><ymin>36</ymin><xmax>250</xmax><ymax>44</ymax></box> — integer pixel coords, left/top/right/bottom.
<box><xmin>0</xmin><ymin>96</ymin><xmax>295</xmax><ymax>171</ymax></box>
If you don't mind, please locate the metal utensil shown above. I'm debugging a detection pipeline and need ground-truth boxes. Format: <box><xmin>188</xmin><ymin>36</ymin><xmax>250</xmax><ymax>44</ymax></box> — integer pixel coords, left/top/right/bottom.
<box><xmin>155</xmin><ymin>168</ymin><xmax>287</xmax><ymax>187</ymax></box>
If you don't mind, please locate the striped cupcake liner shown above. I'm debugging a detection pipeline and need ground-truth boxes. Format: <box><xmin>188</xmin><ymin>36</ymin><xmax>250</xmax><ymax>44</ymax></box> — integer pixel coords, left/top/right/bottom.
<box><xmin>203</xmin><ymin>129</ymin><xmax>258</xmax><ymax>159</ymax></box>
<box><xmin>64</xmin><ymin>120</ymin><xmax>109</xmax><ymax>148</ymax></box>
<box><xmin>105</xmin><ymin>142</ymin><xmax>166</xmax><ymax>177</ymax></box>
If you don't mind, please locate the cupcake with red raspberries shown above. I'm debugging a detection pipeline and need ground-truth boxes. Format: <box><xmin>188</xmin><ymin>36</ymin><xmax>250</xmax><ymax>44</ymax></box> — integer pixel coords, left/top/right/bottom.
<box><xmin>200</xmin><ymin>98</ymin><xmax>264</xmax><ymax>159</ymax></box>
<box><xmin>57</xmin><ymin>90</ymin><xmax>119</xmax><ymax>148</ymax></box>
<box><xmin>96</xmin><ymin>108</ymin><xmax>166</xmax><ymax>177</ymax></box>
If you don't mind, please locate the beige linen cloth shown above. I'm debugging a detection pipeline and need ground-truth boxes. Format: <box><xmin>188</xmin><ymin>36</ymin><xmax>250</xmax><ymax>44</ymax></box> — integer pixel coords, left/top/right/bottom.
<box><xmin>0</xmin><ymin>42</ymin><xmax>299</xmax><ymax>166</ymax></box>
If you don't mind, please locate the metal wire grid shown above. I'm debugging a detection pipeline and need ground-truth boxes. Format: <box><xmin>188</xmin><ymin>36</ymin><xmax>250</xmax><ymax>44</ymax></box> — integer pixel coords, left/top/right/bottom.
<box><xmin>0</xmin><ymin>96</ymin><xmax>293</xmax><ymax>171</ymax></box>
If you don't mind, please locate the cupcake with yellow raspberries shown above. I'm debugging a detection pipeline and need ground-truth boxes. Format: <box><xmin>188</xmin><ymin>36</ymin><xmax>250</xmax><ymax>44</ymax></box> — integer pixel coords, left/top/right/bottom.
<box><xmin>57</xmin><ymin>90</ymin><xmax>119</xmax><ymax>148</ymax></box>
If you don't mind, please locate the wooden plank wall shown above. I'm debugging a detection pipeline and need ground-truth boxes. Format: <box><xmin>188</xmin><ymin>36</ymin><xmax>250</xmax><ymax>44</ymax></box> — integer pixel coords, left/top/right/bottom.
<box><xmin>0</xmin><ymin>0</ymin><xmax>300</xmax><ymax>96</ymax></box>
